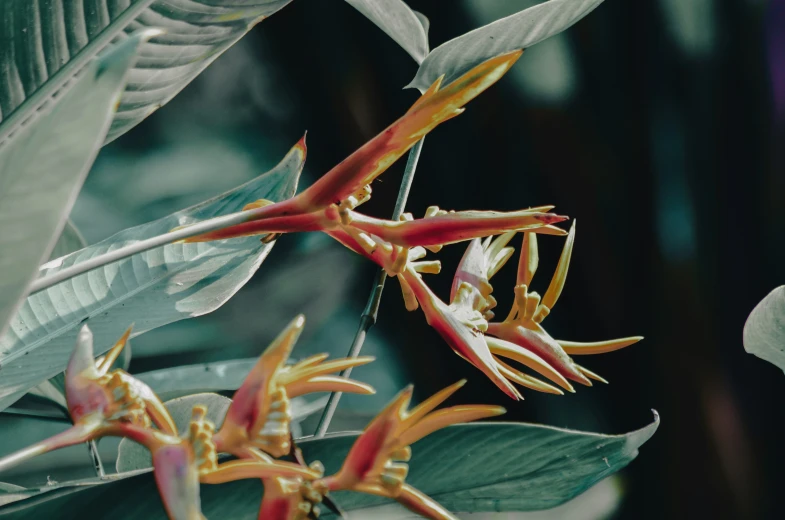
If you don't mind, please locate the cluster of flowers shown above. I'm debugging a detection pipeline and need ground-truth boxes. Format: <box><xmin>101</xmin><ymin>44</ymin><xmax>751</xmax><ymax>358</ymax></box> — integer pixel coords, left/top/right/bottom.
<box><xmin>0</xmin><ymin>317</ymin><xmax>503</xmax><ymax>519</ymax></box>
<box><xmin>183</xmin><ymin>50</ymin><xmax>641</xmax><ymax>400</ymax></box>
<box><xmin>0</xmin><ymin>51</ymin><xmax>641</xmax><ymax>520</ymax></box>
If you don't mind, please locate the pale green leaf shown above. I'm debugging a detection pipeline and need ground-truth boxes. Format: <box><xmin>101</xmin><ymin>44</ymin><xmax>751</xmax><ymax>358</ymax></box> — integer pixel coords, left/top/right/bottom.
<box><xmin>0</xmin><ymin>0</ymin><xmax>294</xmax><ymax>144</ymax></box>
<box><xmin>48</xmin><ymin>221</ymin><xmax>87</xmax><ymax>262</ymax></box>
<box><xmin>344</xmin><ymin>0</ymin><xmax>429</xmax><ymax>63</ymax></box>
<box><xmin>0</xmin><ymin>141</ymin><xmax>304</xmax><ymax>412</ymax></box>
<box><xmin>406</xmin><ymin>0</ymin><xmax>604</xmax><ymax>91</ymax></box>
<box><xmin>0</xmin><ymin>33</ymin><xmax>149</xmax><ymax>339</ymax></box>
<box><xmin>743</xmin><ymin>286</ymin><xmax>785</xmax><ymax>372</ymax></box>
<box><xmin>0</xmin><ymin>414</ymin><xmax>658</xmax><ymax>517</ymax></box>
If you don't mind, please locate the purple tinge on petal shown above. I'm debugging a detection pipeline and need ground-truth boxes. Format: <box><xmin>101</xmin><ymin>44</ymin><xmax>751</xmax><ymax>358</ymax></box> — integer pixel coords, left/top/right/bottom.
<box><xmin>768</xmin><ymin>0</ymin><xmax>785</xmax><ymax>120</ymax></box>
<box><xmin>153</xmin><ymin>444</ymin><xmax>203</xmax><ymax>520</ymax></box>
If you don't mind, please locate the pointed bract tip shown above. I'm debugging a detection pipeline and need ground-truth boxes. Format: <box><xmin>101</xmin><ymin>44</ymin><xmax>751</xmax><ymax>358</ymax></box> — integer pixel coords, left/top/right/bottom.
<box><xmin>535</xmin><ymin>213</ymin><xmax>569</xmax><ymax>225</ymax></box>
<box><xmin>295</xmin><ymin>133</ymin><xmax>308</xmax><ymax>154</ymax></box>
<box><xmin>292</xmin><ymin>314</ymin><xmax>306</xmax><ymax>330</ymax></box>
<box><xmin>489</xmin><ymin>406</ymin><xmax>507</xmax><ymax>417</ymax></box>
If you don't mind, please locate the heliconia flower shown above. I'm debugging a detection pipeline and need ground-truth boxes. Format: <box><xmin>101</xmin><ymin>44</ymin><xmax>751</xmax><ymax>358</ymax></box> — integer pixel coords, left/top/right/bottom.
<box><xmin>482</xmin><ymin>221</ymin><xmax>642</xmax><ymax>388</ymax></box>
<box><xmin>321</xmin><ymin>381</ymin><xmax>505</xmax><ymax>520</ymax></box>
<box><xmin>0</xmin><ymin>326</ymin><xmax>177</xmax><ymax>473</ymax></box>
<box><xmin>400</xmin><ymin>265</ymin><xmax>522</xmax><ymax>400</ymax></box>
<box><xmin>340</xmin><ymin>206</ymin><xmax>567</xmax><ymax>250</ymax></box>
<box><xmin>111</xmin><ymin>406</ymin><xmax>320</xmax><ymax>520</ymax></box>
<box><xmin>213</xmin><ymin>315</ymin><xmax>376</xmax><ymax>458</ymax></box>
<box><xmin>179</xmin><ymin>52</ymin><xmax>530</xmax><ymax>244</ymax></box>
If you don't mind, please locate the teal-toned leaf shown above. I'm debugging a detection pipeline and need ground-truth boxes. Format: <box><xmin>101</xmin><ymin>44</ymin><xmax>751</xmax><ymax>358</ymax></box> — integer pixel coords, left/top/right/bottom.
<box><xmin>0</xmin><ymin>0</ymin><xmax>294</xmax><ymax>144</ymax></box>
<box><xmin>0</xmin><ymin>32</ymin><xmax>150</xmax><ymax>339</ymax></box>
<box><xmin>48</xmin><ymin>222</ymin><xmax>87</xmax><ymax>262</ymax></box>
<box><xmin>743</xmin><ymin>286</ymin><xmax>785</xmax><ymax>372</ymax></box>
<box><xmin>134</xmin><ymin>360</ymin><xmax>259</xmax><ymax>400</ymax></box>
<box><xmin>0</xmin><ymin>141</ymin><xmax>304</xmax><ymax>412</ymax></box>
<box><xmin>0</xmin><ymin>483</ymin><xmax>26</xmax><ymax>508</ymax></box>
<box><xmin>406</xmin><ymin>0</ymin><xmax>604</xmax><ymax>91</ymax></box>
<box><xmin>344</xmin><ymin>0</ymin><xmax>429</xmax><ymax>63</ymax></box>
<box><xmin>348</xmin><ymin>475</ymin><xmax>621</xmax><ymax>519</ymax></box>
<box><xmin>0</xmin><ymin>414</ymin><xmax>658</xmax><ymax>518</ymax></box>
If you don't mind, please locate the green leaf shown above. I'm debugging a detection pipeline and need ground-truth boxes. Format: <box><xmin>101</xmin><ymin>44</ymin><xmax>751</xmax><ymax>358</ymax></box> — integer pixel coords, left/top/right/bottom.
<box><xmin>743</xmin><ymin>286</ymin><xmax>785</xmax><ymax>372</ymax></box>
<box><xmin>0</xmin><ymin>32</ymin><xmax>149</xmax><ymax>340</ymax></box>
<box><xmin>0</xmin><ymin>141</ymin><xmax>304</xmax><ymax>412</ymax></box>
<box><xmin>406</xmin><ymin>0</ymin><xmax>604</xmax><ymax>91</ymax></box>
<box><xmin>48</xmin><ymin>221</ymin><xmax>87</xmax><ymax>262</ymax></box>
<box><xmin>344</xmin><ymin>0</ymin><xmax>429</xmax><ymax>63</ymax></box>
<box><xmin>0</xmin><ymin>414</ymin><xmax>658</xmax><ymax>517</ymax></box>
<box><xmin>0</xmin><ymin>0</ymin><xmax>294</xmax><ymax>144</ymax></box>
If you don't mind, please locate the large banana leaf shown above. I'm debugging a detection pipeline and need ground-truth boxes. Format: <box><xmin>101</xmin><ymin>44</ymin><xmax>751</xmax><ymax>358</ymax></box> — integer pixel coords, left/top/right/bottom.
<box><xmin>344</xmin><ymin>0</ymin><xmax>429</xmax><ymax>63</ymax></box>
<box><xmin>406</xmin><ymin>0</ymin><xmax>604</xmax><ymax>91</ymax></box>
<box><xmin>0</xmin><ymin>139</ymin><xmax>305</xmax><ymax>412</ymax></box>
<box><xmin>0</xmin><ymin>413</ymin><xmax>658</xmax><ymax>517</ymax></box>
<box><xmin>0</xmin><ymin>0</ymin><xmax>293</xmax><ymax>145</ymax></box>
<box><xmin>0</xmin><ymin>33</ymin><xmax>149</xmax><ymax>339</ymax></box>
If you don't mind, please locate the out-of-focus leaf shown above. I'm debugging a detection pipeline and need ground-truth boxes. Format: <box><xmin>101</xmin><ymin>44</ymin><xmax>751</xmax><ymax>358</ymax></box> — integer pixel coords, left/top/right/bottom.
<box><xmin>0</xmin><ymin>483</ymin><xmax>25</xmax><ymax>508</ymax></box>
<box><xmin>0</xmin><ymin>0</ymin><xmax>294</xmax><ymax>144</ymax></box>
<box><xmin>134</xmin><ymin>359</ymin><xmax>336</xmax><ymax>404</ymax></box>
<box><xmin>0</xmin><ymin>414</ymin><xmax>658</xmax><ymax>518</ymax></box>
<box><xmin>344</xmin><ymin>0</ymin><xmax>429</xmax><ymax>63</ymax></box>
<box><xmin>48</xmin><ymin>222</ymin><xmax>87</xmax><ymax>262</ymax></box>
<box><xmin>407</xmin><ymin>0</ymin><xmax>604</xmax><ymax>91</ymax></box>
<box><xmin>0</xmin><ymin>32</ymin><xmax>149</xmax><ymax>339</ymax></box>
<box><xmin>0</xmin><ymin>141</ymin><xmax>304</xmax><ymax>412</ymax></box>
<box><xmin>743</xmin><ymin>286</ymin><xmax>785</xmax><ymax>372</ymax></box>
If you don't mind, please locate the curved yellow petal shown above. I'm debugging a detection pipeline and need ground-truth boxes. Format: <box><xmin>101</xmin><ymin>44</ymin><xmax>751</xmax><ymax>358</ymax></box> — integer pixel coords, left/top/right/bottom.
<box><xmin>486</xmin><ymin>337</ymin><xmax>573</xmax><ymax>392</ymax></box>
<box><xmin>558</xmin><ymin>336</ymin><xmax>643</xmax><ymax>355</ymax></box>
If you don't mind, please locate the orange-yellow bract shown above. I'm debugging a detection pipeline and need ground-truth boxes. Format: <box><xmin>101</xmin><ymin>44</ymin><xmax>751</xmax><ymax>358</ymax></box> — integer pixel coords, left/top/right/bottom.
<box><xmin>322</xmin><ymin>381</ymin><xmax>505</xmax><ymax>520</ymax></box>
<box><xmin>0</xmin><ymin>322</ymin><xmax>504</xmax><ymax>520</ymax></box>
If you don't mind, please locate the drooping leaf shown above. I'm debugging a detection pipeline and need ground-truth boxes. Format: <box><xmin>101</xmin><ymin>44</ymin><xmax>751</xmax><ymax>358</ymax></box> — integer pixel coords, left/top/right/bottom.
<box><xmin>0</xmin><ymin>32</ymin><xmax>150</xmax><ymax>339</ymax></box>
<box><xmin>0</xmin><ymin>140</ymin><xmax>305</xmax><ymax>412</ymax></box>
<box><xmin>743</xmin><ymin>286</ymin><xmax>785</xmax><ymax>372</ymax></box>
<box><xmin>0</xmin><ymin>0</ymin><xmax>294</xmax><ymax>144</ymax></box>
<box><xmin>48</xmin><ymin>222</ymin><xmax>87</xmax><ymax>262</ymax></box>
<box><xmin>0</xmin><ymin>414</ymin><xmax>658</xmax><ymax>517</ymax></box>
<box><xmin>406</xmin><ymin>0</ymin><xmax>604</xmax><ymax>91</ymax></box>
<box><xmin>344</xmin><ymin>0</ymin><xmax>429</xmax><ymax>63</ymax></box>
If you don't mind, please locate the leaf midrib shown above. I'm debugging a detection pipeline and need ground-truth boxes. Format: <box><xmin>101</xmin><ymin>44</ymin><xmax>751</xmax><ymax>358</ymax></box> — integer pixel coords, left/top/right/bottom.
<box><xmin>2</xmin><ymin>239</ymin><xmax>265</xmax><ymax>366</ymax></box>
<box><xmin>0</xmin><ymin>0</ymin><xmax>155</xmax><ymax>146</ymax></box>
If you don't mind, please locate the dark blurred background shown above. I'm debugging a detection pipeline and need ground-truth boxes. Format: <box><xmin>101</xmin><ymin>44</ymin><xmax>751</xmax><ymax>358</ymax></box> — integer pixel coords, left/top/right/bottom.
<box><xmin>65</xmin><ymin>0</ymin><xmax>785</xmax><ymax>518</ymax></box>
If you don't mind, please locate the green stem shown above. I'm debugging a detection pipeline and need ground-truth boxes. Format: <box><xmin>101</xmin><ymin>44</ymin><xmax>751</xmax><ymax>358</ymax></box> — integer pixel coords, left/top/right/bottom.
<box><xmin>313</xmin><ymin>138</ymin><xmax>425</xmax><ymax>438</ymax></box>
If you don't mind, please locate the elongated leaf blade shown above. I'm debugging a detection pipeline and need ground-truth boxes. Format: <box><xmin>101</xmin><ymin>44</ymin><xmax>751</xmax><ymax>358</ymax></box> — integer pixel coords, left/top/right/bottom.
<box><xmin>48</xmin><ymin>221</ymin><xmax>87</xmax><ymax>262</ymax></box>
<box><xmin>407</xmin><ymin>0</ymin><xmax>604</xmax><ymax>91</ymax></box>
<box><xmin>0</xmin><ymin>414</ymin><xmax>658</xmax><ymax>517</ymax></box>
<box><xmin>0</xmin><ymin>0</ymin><xmax>293</xmax><ymax>144</ymax></box>
<box><xmin>0</xmin><ymin>141</ymin><xmax>305</xmax><ymax>412</ymax></box>
<box><xmin>743</xmin><ymin>286</ymin><xmax>785</xmax><ymax>372</ymax></box>
<box><xmin>344</xmin><ymin>0</ymin><xmax>429</xmax><ymax>63</ymax></box>
<box><xmin>0</xmin><ymin>33</ymin><xmax>150</xmax><ymax>339</ymax></box>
